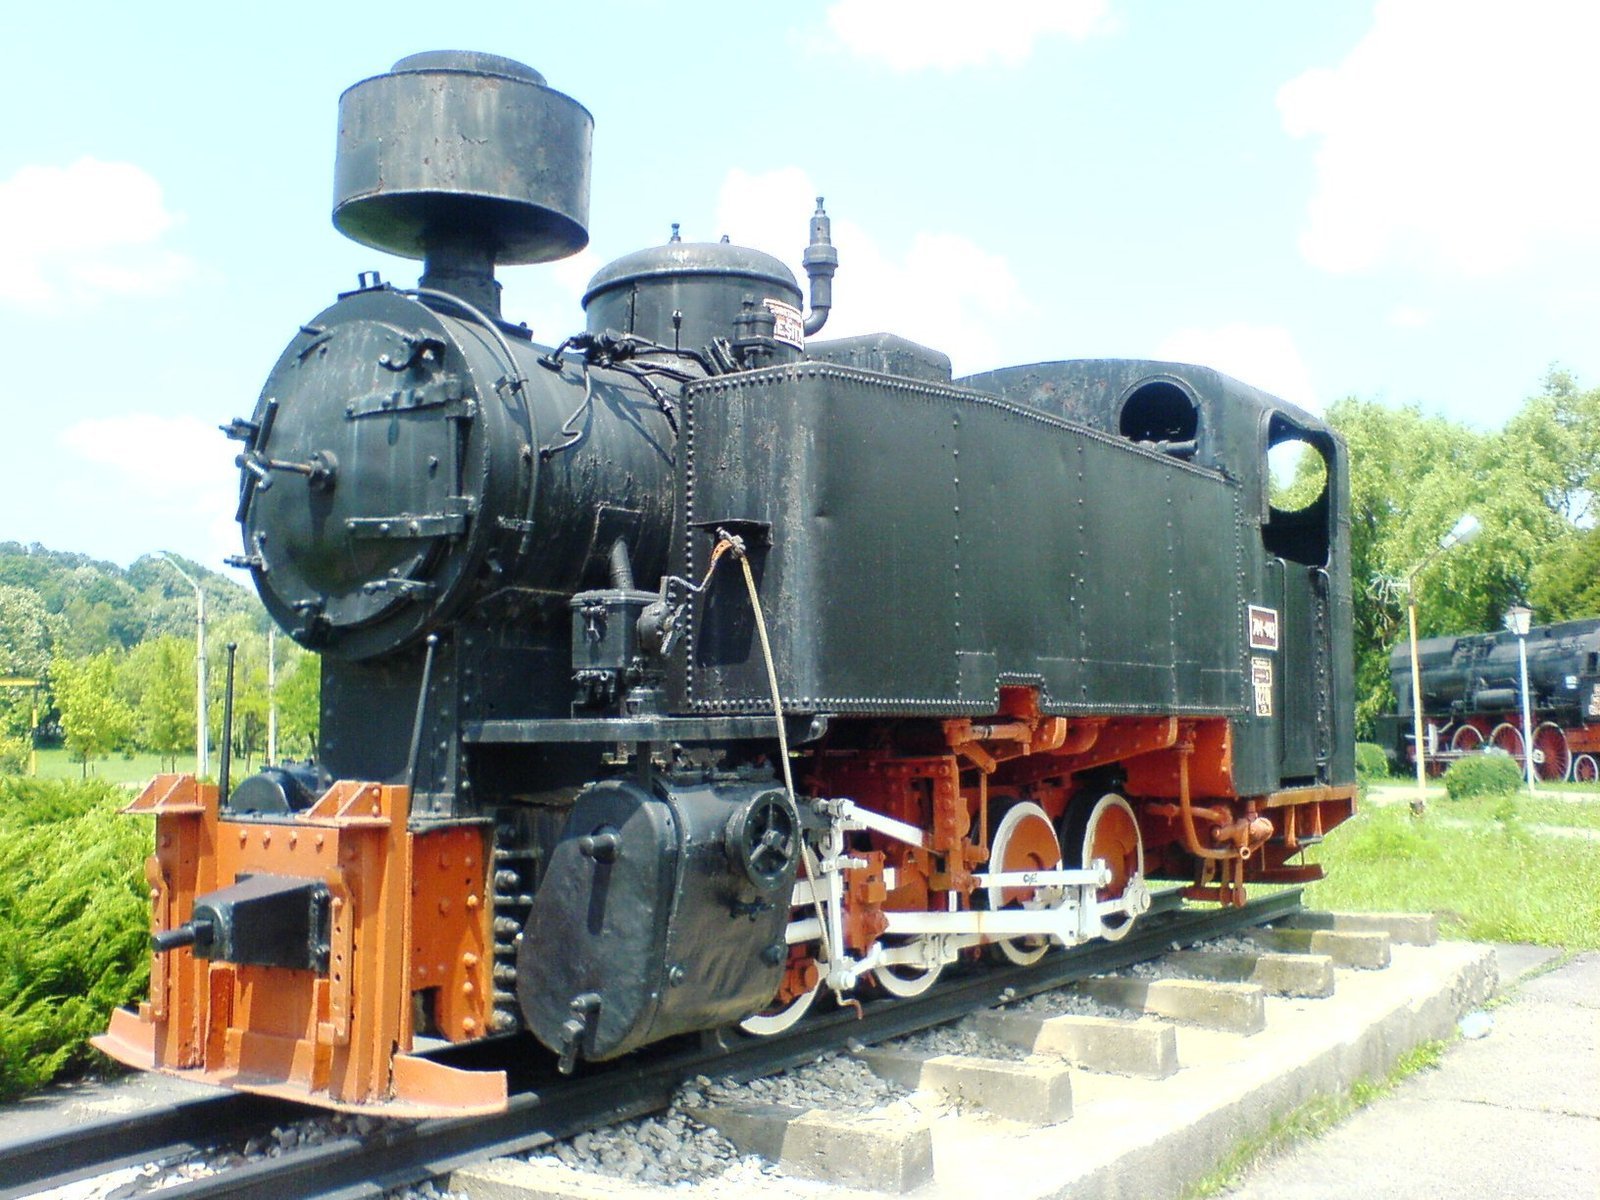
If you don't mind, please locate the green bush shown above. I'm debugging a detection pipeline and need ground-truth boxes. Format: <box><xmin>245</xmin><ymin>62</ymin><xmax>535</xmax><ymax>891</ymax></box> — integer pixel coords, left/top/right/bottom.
<box><xmin>0</xmin><ymin>731</ymin><xmax>30</xmax><ymax>774</ymax></box>
<box><xmin>1444</xmin><ymin>752</ymin><xmax>1525</xmax><ymax>801</ymax></box>
<box><xmin>1354</xmin><ymin>741</ymin><xmax>1392</xmax><ymax>782</ymax></box>
<box><xmin>0</xmin><ymin>777</ymin><xmax>151</xmax><ymax>1100</ymax></box>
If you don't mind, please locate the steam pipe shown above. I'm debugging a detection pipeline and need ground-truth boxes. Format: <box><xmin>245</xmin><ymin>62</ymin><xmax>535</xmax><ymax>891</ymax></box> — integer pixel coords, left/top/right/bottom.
<box><xmin>608</xmin><ymin>538</ymin><xmax>636</xmax><ymax>591</ymax></box>
<box><xmin>802</xmin><ymin>197</ymin><xmax>837</xmax><ymax>336</ymax></box>
<box><xmin>1175</xmin><ymin>748</ymin><xmax>1234</xmax><ymax>861</ymax></box>
<box><xmin>420</xmin><ymin>228</ymin><xmax>503</xmax><ymax>320</ymax></box>
<box><xmin>405</xmin><ymin>634</ymin><xmax>440</xmax><ymax>797</ymax></box>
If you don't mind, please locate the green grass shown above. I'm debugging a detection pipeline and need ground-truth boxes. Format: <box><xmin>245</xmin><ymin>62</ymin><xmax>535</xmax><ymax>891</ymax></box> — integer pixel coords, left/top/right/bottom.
<box><xmin>1184</xmin><ymin>1039</ymin><xmax>1450</xmax><ymax>1198</ymax></box>
<box><xmin>1533</xmin><ymin>780</ymin><xmax>1600</xmax><ymax>797</ymax></box>
<box><xmin>25</xmin><ymin>747</ymin><xmax>173</xmax><ymax>784</ymax></box>
<box><xmin>1440</xmin><ymin>792</ymin><xmax>1600</xmax><ymax>830</ymax></box>
<box><xmin>1304</xmin><ymin>803</ymin><xmax>1600</xmax><ymax>948</ymax></box>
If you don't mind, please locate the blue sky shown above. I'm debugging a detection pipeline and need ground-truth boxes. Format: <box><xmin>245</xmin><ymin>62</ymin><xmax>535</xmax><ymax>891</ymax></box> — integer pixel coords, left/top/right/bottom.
<box><xmin>4</xmin><ymin>1</ymin><xmax>1596</xmax><ymax>574</ymax></box>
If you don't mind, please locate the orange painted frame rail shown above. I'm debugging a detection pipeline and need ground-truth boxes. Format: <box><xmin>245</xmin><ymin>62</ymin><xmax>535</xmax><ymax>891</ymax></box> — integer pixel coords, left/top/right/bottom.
<box><xmin>93</xmin><ymin>774</ymin><xmax>507</xmax><ymax>1116</ymax></box>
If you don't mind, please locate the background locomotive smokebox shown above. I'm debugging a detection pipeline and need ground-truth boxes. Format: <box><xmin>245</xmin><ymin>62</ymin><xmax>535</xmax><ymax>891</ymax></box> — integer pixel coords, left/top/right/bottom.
<box><xmin>518</xmin><ymin>778</ymin><xmax>794</xmax><ymax>1063</ymax></box>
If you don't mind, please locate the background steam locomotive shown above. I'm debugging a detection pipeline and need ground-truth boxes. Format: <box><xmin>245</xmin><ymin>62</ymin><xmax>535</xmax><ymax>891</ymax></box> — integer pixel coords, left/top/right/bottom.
<box><xmin>1381</xmin><ymin>617</ymin><xmax>1600</xmax><ymax>782</ymax></box>
<box><xmin>96</xmin><ymin>51</ymin><xmax>1357</xmax><ymax>1114</ymax></box>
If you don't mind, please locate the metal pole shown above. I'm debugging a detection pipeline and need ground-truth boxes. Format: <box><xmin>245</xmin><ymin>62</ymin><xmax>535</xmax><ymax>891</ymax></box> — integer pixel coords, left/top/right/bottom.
<box><xmin>1407</xmin><ymin>580</ymin><xmax>1428</xmax><ymax>802</ymax></box>
<box><xmin>1517</xmin><ymin>633</ymin><xmax>1536</xmax><ymax>792</ymax></box>
<box><xmin>28</xmin><ymin>686</ymin><xmax>37</xmax><ymax>777</ymax></box>
<box><xmin>267</xmin><ymin>626</ymin><xmax>277</xmax><ymax>766</ymax></box>
<box><xmin>220</xmin><ymin>642</ymin><xmax>237</xmax><ymax>801</ymax></box>
<box><xmin>159</xmin><ymin>555</ymin><xmax>208</xmax><ymax>779</ymax></box>
<box><xmin>197</xmin><ymin>588</ymin><xmax>208</xmax><ymax>778</ymax></box>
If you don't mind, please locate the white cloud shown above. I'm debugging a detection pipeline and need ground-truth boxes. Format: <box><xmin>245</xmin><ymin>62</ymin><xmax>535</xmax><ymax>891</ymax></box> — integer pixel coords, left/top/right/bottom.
<box><xmin>1154</xmin><ymin>324</ymin><xmax>1318</xmax><ymax>413</ymax></box>
<box><xmin>824</xmin><ymin>0</ymin><xmax>1111</xmax><ymax>70</ymax></box>
<box><xmin>60</xmin><ymin>414</ymin><xmax>240</xmax><ymax>570</ymax></box>
<box><xmin>715</xmin><ymin>166</ymin><xmax>1024</xmax><ymax>371</ymax></box>
<box><xmin>502</xmin><ymin>247</ymin><xmax>602</xmax><ymax>345</ymax></box>
<box><xmin>1386</xmin><ymin>305</ymin><xmax>1433</xmax><ymax>329</ymax></box>
<box><xmin>1278</xmin><ymin>0</ymin><xmax>1600</xmax><ymax>276</ymax></box>
<box><xmin>0</xmin><ymin>158</ymin><xmax>199</xmax><ymax>310</ymax></box>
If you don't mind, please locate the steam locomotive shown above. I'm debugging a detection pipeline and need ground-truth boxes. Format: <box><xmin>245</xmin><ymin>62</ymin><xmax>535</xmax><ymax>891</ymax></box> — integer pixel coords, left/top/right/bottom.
<box><xmin>96</xmin><ymin>51</ymin><xmax>1357</xmax><ymax>1115</ymax></box>
<box><xmin>1382</xmin><ymin>616</ymin><xmax>1600</xmax><ymax>782</ymax></box>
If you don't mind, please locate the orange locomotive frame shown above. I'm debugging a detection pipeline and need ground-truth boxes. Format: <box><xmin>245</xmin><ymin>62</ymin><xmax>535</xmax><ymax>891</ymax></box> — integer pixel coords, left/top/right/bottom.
<box><xmin>98</xmin><ymin>698</ymin><xmax>1355</xmax><ymax>1115</ymax></box>
<box><xmin>93</xmin><ymin>774</ymin><xmax>505</xmax><ymax>1116</ymax></box>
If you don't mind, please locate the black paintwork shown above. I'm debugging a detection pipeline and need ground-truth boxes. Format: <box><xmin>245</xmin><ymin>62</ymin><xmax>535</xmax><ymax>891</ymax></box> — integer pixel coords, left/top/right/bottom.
<box><xmin>1389</xmin><ymin>616</ymin><xmax>1600</xmax><ymax>724</ymax></box>
<box><xmin>672</xmin><ymin>359</ymin><xmax>1353</xmax><ymax>795</ymax></box>
<box><xmin>157</xmin><ymin>874</ymin><xmax>331</xmax><ymax>973</ymax></box>
<box><xmin>582</xmin><ymin>240</ymin><xmax>804</xmax><ymax>358</ymax></box>
<box><xmin>334</xmin><ymin>52</ymin><xmax>591</xmax><ymax>266</ymax></box>
<box><xmin>516</xmin><ymin>776</ymin><xmax>794</xmax><ymax>1064</ymax></box>
<box><xmin>209</xmin><ymin>50</ymin><xmax>1357</xmax><ymax>1072</ymax></box>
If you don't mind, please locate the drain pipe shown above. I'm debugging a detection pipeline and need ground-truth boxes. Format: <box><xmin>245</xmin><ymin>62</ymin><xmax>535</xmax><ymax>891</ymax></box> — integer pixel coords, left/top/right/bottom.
<box><xmin>802</xmin><ymin>198</ymin><xmax>838</xmax><ymax>336</ymax></box>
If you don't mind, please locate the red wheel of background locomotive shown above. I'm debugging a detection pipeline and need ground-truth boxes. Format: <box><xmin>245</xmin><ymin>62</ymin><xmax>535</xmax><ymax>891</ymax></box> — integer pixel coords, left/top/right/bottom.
<box><xmin>1449</xmin><ymin>724</ymin><xmax>1484</xmax><ymax>753</ymax></box>
<box><xmin>1489</xmin><ymin>722</ymin><xmax>1525</xmax><ymax>763</ymax></box>
<box><xmin>1532</xmin><ymin>723</ymin><xmax>1572</xmax><ymax>783</ymax></box>
<box><xmin>1574</xmin><ymin>754</ymin><xmax>1600</xmax><ymax>785</ymax></box>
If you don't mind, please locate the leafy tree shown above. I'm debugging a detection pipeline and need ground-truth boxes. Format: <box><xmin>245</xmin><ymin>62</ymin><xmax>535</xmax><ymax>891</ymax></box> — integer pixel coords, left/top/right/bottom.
<box><xmin>205</xmin><ymin>616</ymin><xmax>276</xmax><ymax>774</ymax></box>
<box><xmin>52</xmin><ymin>652</ymin><xmax>134</xmax><ymax>776</ymax></box>
<box><xmin>1328</xmin><ymin>399</ymin><xmax>1483</xmax><ymax>734</ymax></box>
<box><xmin>56</xmin><ymin>568</ymin><xmax>145</xmax><ymax>658</ymax></box>
<box><xmin>1530</xmin><ymin>527</ymin><xmax>1600</xmax><ymax>621</ymax></box>
<box><xmin>1331</xmin><ymin>371</ymin><xmax>1600</xmax><ymax>737</ymax></box>
<box><xmin>0</xmin><ymin>584</ymin><xmax>55</xmax><ymax>680</ymax></box>
<box><xmin>275</xmin><ymin>650</ymin><xmax>320</xmax><ymax>759</ymax></box>
<box><xmin>0</xmin><ymin>545</ymin><xmax>267</xmax><ymax>661</ymax></box>
<box><xmin>1504</xmin><ymin>368</ymin><xmax>1600</xmax><ymax>526</ymax></box>
<box><xmin>118</xmin><ymin>636</ymin><xmax>195</xmax><ymax>771</ymax></box>
<box><xmin>0</xmin><ymin>584</ymin><xmax>56</xmax><ymax>767</ymax></box>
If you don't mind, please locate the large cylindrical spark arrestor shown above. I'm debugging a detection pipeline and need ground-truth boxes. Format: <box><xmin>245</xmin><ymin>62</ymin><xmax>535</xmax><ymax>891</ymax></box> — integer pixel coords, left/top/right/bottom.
<box><xmin>333</xmin><ymin>51</ymin><xmax>592</xmax><ymax>315</ymax></box>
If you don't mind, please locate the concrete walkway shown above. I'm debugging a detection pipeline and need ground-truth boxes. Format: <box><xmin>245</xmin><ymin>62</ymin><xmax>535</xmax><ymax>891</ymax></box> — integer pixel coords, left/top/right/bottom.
<box><xmin>1224</xmin><ymin>946</ymin><xmax>1600</xmax><ymax>1199</ymax></box>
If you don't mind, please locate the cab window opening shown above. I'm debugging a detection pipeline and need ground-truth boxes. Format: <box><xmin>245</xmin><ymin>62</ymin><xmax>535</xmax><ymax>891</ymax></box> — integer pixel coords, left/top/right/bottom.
<box><xmin>1263</xmin><ymin>415</ymin><xmax>1331</xmax><ymax>566</ymax></box>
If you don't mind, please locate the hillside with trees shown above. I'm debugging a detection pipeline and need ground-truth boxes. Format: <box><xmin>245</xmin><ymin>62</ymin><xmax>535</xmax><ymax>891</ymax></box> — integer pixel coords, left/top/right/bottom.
<box><xmin>0</xmin><ymin>545</ymin><xmax>317</xmax><ymax>775</ymax></box>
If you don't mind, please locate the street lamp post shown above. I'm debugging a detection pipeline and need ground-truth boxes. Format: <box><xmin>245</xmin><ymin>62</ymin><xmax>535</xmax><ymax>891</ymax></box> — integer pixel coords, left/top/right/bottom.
<box><xmin>159</xmin><ymin>554</ymin><xmax>209</xmax><ymax>779</ymax></box>
<box><xmin>1505</xmin><ymin>605</ymin><xmax>1536</xmax><ymax>793</ymax></box>
<box><xmin>1404</xmin><ymin>514</ymin><xmax>1481</xmax><ymax>807</ymax></box>
<box><xmin>267</xmin><ymin>626</ymin><xmax>277</xmax><ymax>766</ymax></box>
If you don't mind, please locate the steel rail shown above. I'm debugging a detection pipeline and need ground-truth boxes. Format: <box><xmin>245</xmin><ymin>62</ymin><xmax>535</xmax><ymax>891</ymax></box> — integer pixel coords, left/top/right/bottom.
<box><xmin>0</xmin><ymin>1092</ymin><xmax>301</xmax><ymax>1200</ymax></box>
<box><xmin>3</xmin><ymin>890</ymin><xmax>1301</xmax><ymax>1200</ymax></box>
